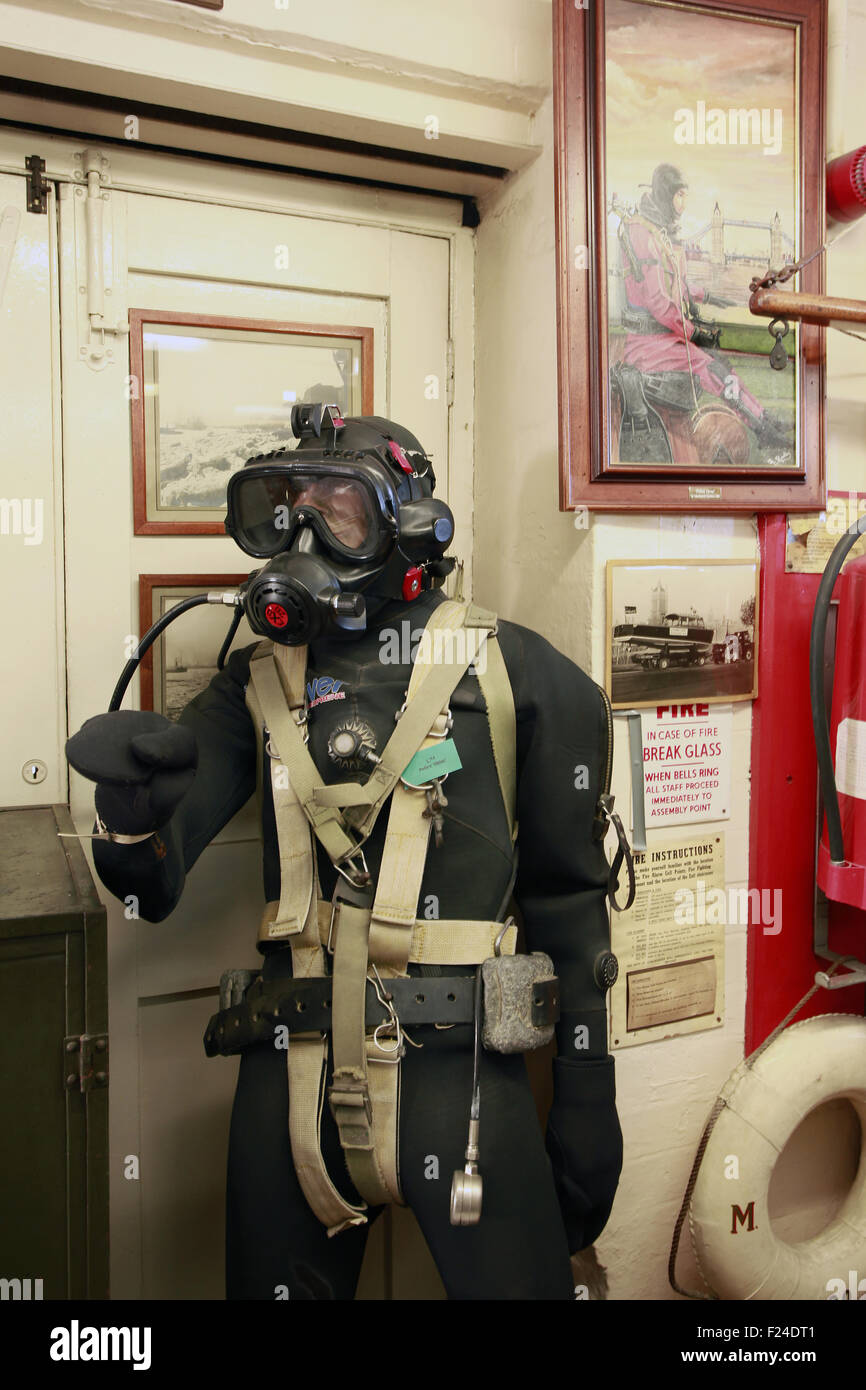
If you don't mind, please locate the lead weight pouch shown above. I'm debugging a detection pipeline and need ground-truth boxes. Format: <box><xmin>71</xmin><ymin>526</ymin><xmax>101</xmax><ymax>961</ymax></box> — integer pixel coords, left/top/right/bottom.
<box><xmin>481</xmin><ymin>950</ymin><xmax>559</xmax><ymax>1054</ymax></box>
<box><xmin>243</xmin><ymin>598</ymin><xmax>520</xmax><ymax>1234</ymax></box>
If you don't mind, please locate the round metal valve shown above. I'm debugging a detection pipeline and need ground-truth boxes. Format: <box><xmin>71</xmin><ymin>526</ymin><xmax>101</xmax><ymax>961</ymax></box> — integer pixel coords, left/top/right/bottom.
<box><xmin>450</xmin><ymin>1165</ymin><xmax>483</xmax><ymax>1226</ymax></box>
<box><xmin>326</xmin><ymin>717</ymin><xmax>378</xmax><ymax>772</ymax></box>
<box><xmin>594</xmin><ymin>951</ymin><xmax>619</xmax><ymax>991</ymax></box>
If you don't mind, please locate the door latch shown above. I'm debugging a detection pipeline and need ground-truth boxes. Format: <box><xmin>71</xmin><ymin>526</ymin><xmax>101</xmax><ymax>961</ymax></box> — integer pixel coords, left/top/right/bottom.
<box><xmin>25</xmin><ymin>155</ymin><xmax>49</xmax><ymax>214</ymax></box>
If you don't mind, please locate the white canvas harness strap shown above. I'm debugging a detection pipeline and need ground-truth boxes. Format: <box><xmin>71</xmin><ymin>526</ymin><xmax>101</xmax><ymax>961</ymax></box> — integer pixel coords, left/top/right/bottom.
<box><xmin>258</xmin><ymin>888</ymin><xmax>371</xmax><ymax>1235</ymax></box>
<box><xmin>368</xmin><ymin>600</ymin><xmax>493</xmax><ymax>975</ymax></box>
<box><xmin>246</xmin><ymin>645</ymin><xmax>316</xmax><ymax>942</ymax></box>
<box><xmin>319</xmin><ymin>901</ymin><xmax>518</xmax><ymax>964</ymax></box>
<box><xmin>328</xmin><ymin>900</ymin><xmax>402</xmax><ymax>1207</ymax></box>
<box><xmin>328</xmin><ymin>602</ymin><xmax>494</xmax><ymax>1201</ymax></box>
<box><xmin>243</xmin><ymin>599</ymin><xmax>517</xmax><ymax>1228</ymax></box>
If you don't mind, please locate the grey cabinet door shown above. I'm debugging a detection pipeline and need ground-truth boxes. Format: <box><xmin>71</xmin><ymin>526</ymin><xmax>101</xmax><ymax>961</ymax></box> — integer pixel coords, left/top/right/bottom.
<box><xmin>0</xmin><ymin>806</ymin><xmax>108</xmax><ymax>1299</ymax></box>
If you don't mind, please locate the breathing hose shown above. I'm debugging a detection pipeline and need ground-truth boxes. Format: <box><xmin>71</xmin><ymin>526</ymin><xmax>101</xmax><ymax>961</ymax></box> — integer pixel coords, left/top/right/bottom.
<box><xmin>108</xmin><ymin>592</ymin><xmax>242</xmax><ymax>712</ymax></box>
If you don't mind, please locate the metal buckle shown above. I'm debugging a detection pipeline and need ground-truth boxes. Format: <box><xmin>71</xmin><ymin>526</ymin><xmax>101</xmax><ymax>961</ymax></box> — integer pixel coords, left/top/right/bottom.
<box><xmin>400</xmin><ymin>770</ymin><xmax>449</xmax><ymax>793</ymax></box>
<box><xmin>329</xmin><ymin>1074</ymin><xmax>373</xmax><ymax>1125</ymax></box>
<box><xmin>327</xmin><ymin>869</ymin><xmax>374</xmax><ymax>953</ymax></box>
<box><xmin>334</xmin><ymin>843</ymin><xmax>371</xmax><ymax>889</ymax></box>
<box><xmin>428</xmin><ymin>708</ymin><xmax>453</xmax><ymax>739</ymax></box>
<box><xmin>326</xmin><ymin>899</ymin><xmax>339</xmax><ymax>955</ymax></box>
<box><xmin>394</xmin><ymin>694</ymin><xmax>453</xmax><ymax>740</ymax></box>
<box><xmin>265</xmin><ymin>703</ymin><xmax>309</xmax><ymax>757</ymax></box>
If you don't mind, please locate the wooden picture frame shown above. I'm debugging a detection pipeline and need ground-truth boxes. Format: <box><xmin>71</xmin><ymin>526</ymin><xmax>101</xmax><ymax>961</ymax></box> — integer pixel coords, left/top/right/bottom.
<box><xmin>138</xmin><ymin>574</ymin><xmax>250</xmax><ymax>716</ymax></box>
<box><xmin>606</xmin><ymin>558</ymin><xmax>760</xmax><ymax>708</ymax></box>
<box><xmin>130</xmin><ymin>310</ymin><xmax>374</xmax><ymax>536</ymax></box>
<box><xmin>554</xmin><ymin>0</ymin><xmax>827</xmax><ymax>513</ymax></box>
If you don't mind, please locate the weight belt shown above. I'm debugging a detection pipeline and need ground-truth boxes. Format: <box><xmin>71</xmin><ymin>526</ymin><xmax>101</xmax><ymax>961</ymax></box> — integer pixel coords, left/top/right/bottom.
<box><xmin>244</xmin><ymin>599</ymin><xmax>518</xmax><ymax>1235</ymax></box>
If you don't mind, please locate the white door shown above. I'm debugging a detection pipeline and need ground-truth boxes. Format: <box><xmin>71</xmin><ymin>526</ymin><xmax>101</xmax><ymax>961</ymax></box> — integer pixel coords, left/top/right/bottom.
<box><xmin>0</xmin><ymin>127</ymin><xmax>471</xmax><ymax>1299</ymax></box>
<box><xmin>0</xmin><ymin>171</ymin><xmax>66</xmax><ymax>809</ymax></box>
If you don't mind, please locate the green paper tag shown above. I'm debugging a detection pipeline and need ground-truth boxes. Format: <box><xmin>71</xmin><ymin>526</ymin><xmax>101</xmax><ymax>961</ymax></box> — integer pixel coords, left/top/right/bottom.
<box><xmin>402</xmin><ymin>738</ymin><xmax>462</xmax><ymax>787</ymax></box>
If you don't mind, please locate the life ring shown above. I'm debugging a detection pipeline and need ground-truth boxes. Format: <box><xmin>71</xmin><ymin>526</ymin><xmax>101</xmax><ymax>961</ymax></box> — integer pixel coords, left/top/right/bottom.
<box><xmin>689</xmin><ymin>1014</ymin><xmax>866</xmax><ymax>1300</ymax></box>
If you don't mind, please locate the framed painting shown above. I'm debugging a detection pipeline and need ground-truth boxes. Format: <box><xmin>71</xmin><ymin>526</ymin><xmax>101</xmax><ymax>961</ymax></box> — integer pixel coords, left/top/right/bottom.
<box><xmin>606</xmin><ymin>558</ymin><xmax>759</xmax><ymax>708</ymax></box>
<box><xmin>554</xmin><ymin>0</ymin><xmax>827</xmax><ymax>513</ymax></box>
<box><xmin>138</xmin><ymin>575</ymin><xmax>252</xmax><ymax>717</ymax></box>
<box><xmin>130</xmin><ymin>310</ymin><xmax>373</xmax><ymax>535</ymax></box>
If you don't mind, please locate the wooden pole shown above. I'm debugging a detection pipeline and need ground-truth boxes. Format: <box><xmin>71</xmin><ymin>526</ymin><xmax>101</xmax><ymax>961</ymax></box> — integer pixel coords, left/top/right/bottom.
<box><xmin>749</xmin><ymin>287</ymin><xmax>866</xmax><ymax>327</ymax></box>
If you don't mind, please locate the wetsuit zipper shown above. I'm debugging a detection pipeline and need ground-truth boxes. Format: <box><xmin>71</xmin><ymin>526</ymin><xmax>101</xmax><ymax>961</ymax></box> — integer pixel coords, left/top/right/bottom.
<box><xmin>598</xmin><ymin>682</ymin><xmax>614</xmax><ymax>798</ymax></box>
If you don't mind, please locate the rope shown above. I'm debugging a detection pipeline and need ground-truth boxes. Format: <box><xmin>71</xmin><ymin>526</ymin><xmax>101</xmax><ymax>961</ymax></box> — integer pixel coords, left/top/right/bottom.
<box><xmin>667</xmin><ymin>960</ymin><xmax>848</xmax><ymax>1300</ymax></box>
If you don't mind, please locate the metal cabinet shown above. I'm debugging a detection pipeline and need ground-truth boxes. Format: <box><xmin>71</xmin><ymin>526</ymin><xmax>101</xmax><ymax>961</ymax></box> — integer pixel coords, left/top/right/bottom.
<box><xmin>0</xmin><ymin>805</ymin><xmax>108</xmax><ymax>1299</ymax></box>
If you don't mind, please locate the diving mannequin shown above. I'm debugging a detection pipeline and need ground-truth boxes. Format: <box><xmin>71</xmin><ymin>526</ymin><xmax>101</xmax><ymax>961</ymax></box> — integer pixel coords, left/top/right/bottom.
<box><xmin>67</xmin><ymin>409</ymin><xmax>623</xmax><ymax>1301</ymax></box>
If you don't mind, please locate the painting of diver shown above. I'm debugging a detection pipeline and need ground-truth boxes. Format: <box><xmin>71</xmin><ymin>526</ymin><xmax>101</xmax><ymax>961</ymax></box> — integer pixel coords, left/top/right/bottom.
<box><xmin>604</xmin><ymin>0</ymin><xmax>799</xmax><ymax>473</ymax></box>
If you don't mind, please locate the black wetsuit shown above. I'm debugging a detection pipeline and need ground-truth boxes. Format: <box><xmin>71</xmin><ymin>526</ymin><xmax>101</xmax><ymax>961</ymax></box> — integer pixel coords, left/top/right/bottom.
<box><xmin>93</xmin><ymin>589</ymin><xmax>622</xmax><ymax>1300</ymax></box>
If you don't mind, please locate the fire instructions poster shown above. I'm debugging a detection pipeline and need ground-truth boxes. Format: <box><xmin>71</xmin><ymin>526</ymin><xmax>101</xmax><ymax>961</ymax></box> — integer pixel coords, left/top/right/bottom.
<box><xmin>641</xmin><ymin>705</ymin><xmax>732</xmax><ymax>826</ymax></box>
<box><xmin>610</xmin><ymin>834</ymin><xmax>725</xmax><ymax>1049</ymax></box>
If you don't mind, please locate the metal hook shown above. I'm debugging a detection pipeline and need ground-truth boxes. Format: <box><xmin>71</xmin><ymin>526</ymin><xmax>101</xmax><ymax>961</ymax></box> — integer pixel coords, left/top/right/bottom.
<box><xmin>367</xmin><ymin>965</ymin><xmax>405</xmax><ymax>1061</ymax></box>
<box><xmin>493</xmin><ymin>917</ymin><xmax>516</xmax><ymax>957</ymax></box>
<box><xmin>768</xmin><ymin>317</ymin><xmax>790</xmax><ymax>371</ymax></box>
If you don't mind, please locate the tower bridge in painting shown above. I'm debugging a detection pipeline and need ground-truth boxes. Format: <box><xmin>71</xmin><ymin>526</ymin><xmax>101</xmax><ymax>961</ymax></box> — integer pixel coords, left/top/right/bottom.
<box><xmin>684</xmin><ymin>204</ymin><xmax>795</xmax><ymax>268</ymax></box>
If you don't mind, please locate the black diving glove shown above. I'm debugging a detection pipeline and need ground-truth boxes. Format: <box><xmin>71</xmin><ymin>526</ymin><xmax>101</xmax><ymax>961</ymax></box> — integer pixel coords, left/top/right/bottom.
<box><xmin>545</xmin><ymin>1055</ymin><xmax>623</xmax><ymax>1255</ymax></box>
<box><xmin>66</xmin><ymin>711</ymin><xmax>198</xmax><ymax>836</ymax></box>
<box><xmin>691</xmin><ymin>325</ymin><xmax>721</xmax><ymax>349</ymax></box>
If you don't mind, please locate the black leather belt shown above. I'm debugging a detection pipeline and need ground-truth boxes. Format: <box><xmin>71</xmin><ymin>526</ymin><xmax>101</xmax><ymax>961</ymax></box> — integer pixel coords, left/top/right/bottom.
<box><xmin>204</xmin><ymin>974</ymin><xmax>478</xmax><ymax>1056</ymax></box>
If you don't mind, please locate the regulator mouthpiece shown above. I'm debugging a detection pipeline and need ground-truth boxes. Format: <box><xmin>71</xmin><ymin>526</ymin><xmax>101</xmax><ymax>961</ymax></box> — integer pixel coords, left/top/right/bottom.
<box><xmin>242</xmin><ymin>553</ymin><xmax>366</xmax><ymax>645</ymax></box>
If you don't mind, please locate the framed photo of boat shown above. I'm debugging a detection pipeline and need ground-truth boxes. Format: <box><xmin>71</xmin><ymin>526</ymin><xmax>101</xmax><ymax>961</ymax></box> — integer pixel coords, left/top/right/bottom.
<box><xmin>606</xmin><ymin>559</ymin><xmax>759</xmax><ymax>708</ymax></box>
<box><xmin>130</xmin><ymin>310</ymin><xmax>373</xmax><ymax>536</ymax></box>
<box><xmin>553</xmin><ymin>0</ymin><xmax>827</xmax><ymax>513</ymax></box>
<box><xmin>138</xmin><ymin>574</ymin><xmax>252</xmax><ymax>717</ymax></box>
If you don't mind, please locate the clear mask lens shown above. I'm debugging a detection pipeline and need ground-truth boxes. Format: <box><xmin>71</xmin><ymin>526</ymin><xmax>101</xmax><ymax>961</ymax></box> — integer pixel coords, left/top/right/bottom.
<box><xmin>231</xmin><ymin>471</ymin><xmax>378</xmax><ymax>557</ymax></box>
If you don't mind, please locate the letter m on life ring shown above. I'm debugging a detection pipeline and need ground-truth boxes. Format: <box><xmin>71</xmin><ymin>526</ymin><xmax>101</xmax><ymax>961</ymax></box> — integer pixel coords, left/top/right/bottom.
<box><xmin>731</xmin><ymin>1202</ymin><xmax>757</xmax><ymax>1234</ymax></box>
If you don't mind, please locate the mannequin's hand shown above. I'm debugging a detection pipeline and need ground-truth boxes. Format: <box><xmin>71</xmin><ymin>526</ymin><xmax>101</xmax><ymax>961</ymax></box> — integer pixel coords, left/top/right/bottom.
<box><xmin>545</xmin><ymin>1056</ymin><xmax>623</xmax><ymax>1255</ymax></box>
<box><xmin>66</xmin><ymin>711</ymin><xmax>198</xmax><ymax>836</ymax></box>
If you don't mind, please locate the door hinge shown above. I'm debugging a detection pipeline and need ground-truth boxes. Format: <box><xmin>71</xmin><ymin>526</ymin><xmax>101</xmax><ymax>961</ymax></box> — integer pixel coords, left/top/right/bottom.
<box><xmin>25</xmin><ymin>155</ymin><xmax>50</xmax><ymax>214</ymax></box>
<box><xmin>445</xmin><ymin>338</ymin><xmax>455</xmax><ymax>407</ymax></box>
<box><xmin>64</xmin><ymin>1034</ymin><xmax>109</xmax><ymax>1093</ymax></box>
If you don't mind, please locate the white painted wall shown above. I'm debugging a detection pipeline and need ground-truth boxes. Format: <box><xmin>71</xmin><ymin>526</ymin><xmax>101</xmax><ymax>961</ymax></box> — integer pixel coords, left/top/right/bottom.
<box><xmin>474</xmin><ymin>0</ymin><xmax>866</xmax><ymax>1301</ymax></box>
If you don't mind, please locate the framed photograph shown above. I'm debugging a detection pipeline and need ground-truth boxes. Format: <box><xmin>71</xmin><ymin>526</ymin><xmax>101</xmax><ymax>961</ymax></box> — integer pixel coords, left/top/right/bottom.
<box><xmin>606</xmin><ymin>559</ymin><xmax>759</xmax><ymax>708</ymax></box>
<box><xmin>554</xmin><ymin>0</ymin><xmax>827</xmax><ymax>513</ymax></box>
<box><xmin>138</xmin><ymin>575</ymin><xmax>253</xmax><ymax>717</ymax></box>
<box><xmin>130</xmin><ymin>310</ymin><xmax>374</xmax><ymax>535</ymax></box>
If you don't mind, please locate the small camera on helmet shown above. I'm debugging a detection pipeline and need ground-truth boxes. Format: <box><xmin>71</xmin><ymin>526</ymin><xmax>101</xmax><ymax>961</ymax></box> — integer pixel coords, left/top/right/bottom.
<box><xmin>290</xmin><ymin>402</ymin><xmax>344</xmax><ymax>440</ymax></box>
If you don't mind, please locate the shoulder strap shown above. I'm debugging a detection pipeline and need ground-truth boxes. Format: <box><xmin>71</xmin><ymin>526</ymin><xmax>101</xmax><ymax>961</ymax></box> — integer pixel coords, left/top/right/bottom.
<box><xmin>473</xmin><ymin>630</ymin><xmax>517</xmax><ymax>843</ymax></box>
